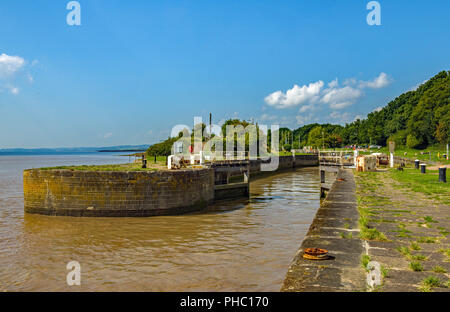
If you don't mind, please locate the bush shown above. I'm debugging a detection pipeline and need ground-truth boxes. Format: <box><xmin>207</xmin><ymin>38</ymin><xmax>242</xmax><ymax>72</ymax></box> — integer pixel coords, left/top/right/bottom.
<box><xmin>406</xmin><ymin>134</ymin><xmax>423</xmax><ymax>149</ymax></box>
<box><xmin>387</xmin><ymin>130</ymin><xmax>408</xmax><ymax>147</ymax></box>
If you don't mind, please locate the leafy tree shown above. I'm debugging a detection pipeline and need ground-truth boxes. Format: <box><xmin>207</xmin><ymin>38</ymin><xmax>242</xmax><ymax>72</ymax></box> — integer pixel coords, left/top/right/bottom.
<box><xmin>308</xmin><ymin>126</ymin><xmax>329</xmax><ymax>148</ymax></box>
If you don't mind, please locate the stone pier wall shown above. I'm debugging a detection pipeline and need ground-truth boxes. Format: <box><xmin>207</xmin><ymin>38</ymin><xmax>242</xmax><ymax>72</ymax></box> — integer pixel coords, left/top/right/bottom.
<box><xmin>24</xmin><ymin>169</ymin><xmax>215</xmax><ymax>217</ymax></box>
<box><xmin>23</xmin><ymin>154</ymin><xmax>319</xmax><ymax>217</ymax></box>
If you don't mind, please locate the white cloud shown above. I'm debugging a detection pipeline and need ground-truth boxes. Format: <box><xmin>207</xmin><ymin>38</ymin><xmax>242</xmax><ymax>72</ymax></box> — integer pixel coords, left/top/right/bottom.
<box><xmin>298</xmin><ymin>103</ymin><xmax>315</xmax><ymax>113</ymax></box>
<box><xmin>0</xmin><ymin>53</ymin><xmax>35</xmax><ymax>96</ymax></box>
<box><xmin>330</xmin><ymin>111</ymin><xmax>352</xmax><ymax>123</ymax></box>
<box><xmin>264</xmin><ymin>72</ymin><xmax>392</xmax><ymax>112</ymax></box>
<box><xmin>260</xmin><ymin>113</ymin><xmax>278</xmax><ymax>122</ymax></box>
<box><xmin>321</xmin><ymin>85</ymin><xmax>362</xmax><ymax>109</ymax></box>
<box><xmin>264</xmin><ymin>81</ymin><xmax>324</xmax><ymax>109</ymax></box>
<box><xmin>296</xmin><ymin>114</ymin><xmax>314</xmax><ymax>125</ymax></box>
<box><xmin>328</xmin><ymin>79</ymin><xmax>339</xmax><ymax>88</ymax></box>
<box><xmin>10</xmin><ymin>86</ymin><xmax>19</xmax><ymax>95</ymax></box>
<box><xmin>0</xmin><ymin>53</ymin><xmax>25</xmax><ymax>78</ymax></box>
<box><xmin>104</xmin><ymin>132</ymin><xmax>113</xmax><ymax>138</ymax></box>
<box><xmin>359</xmin><ymin>72</ymin><xmax>392</xmax><ymax>89</ymax></box>
<box><xmin>373</xmin><ymin>106</ymin><xmax>383</xmax><ymax>112</ymax></box>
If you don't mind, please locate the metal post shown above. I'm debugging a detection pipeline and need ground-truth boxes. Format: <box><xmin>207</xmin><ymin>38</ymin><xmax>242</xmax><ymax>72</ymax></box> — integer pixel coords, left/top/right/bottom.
<box><xmin>154</xmin><ymin>155</ymin><xmax>157</xmax><ymax>163</ymax></box>
<box><xmin>420</xmin><ymin>163</ymin><xmax>426</xmax><ymax>174</ymax></box>
<box><xmin>320</xmin><ymin>169</ymin><xmax>325</xmax><ymax>183</ymax></box>
<box><xmin>439</xmin><ymin>167</ymin><xmax>447</xmax><ymax>183</ymax></box>
<box><xmin>390</xmin><ymin>152</ymin><xmax>394</xmax><ymax>168</ymax></box>
<box><xmin>447</xmin><ymin>143</ymin><xmax>449</xmax><ymax>160</ymax></box>
<box><xmin>415</xmin><ymin>159</ymin><xmax>420</xmax><ymax>169</ymax></box>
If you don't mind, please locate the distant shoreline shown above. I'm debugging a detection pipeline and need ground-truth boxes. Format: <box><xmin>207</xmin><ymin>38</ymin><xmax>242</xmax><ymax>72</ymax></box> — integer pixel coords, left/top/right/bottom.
<box><xmin>97</xmin><ymin>149</ymin><xmax>146</xmax><ymax>153</ymax></box>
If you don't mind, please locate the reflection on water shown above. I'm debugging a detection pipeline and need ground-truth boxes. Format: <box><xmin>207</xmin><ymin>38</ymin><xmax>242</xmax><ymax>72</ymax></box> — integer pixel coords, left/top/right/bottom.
<box><xmin>0</xmin><ymin>155</ymin><xmax>319</xmax><ymax>291</ymax></box>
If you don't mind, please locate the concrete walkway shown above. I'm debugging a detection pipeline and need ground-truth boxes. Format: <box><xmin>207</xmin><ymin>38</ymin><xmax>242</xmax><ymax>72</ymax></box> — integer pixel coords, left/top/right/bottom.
<box><xmin>355</xmin><ymin>171</ymin><xmax>450</xmax><ymax>292</ymax></box>
<box><xmin>281</xmin><ymin>169</ymin><xmax>366</xmax><ymax>292</ymax></box>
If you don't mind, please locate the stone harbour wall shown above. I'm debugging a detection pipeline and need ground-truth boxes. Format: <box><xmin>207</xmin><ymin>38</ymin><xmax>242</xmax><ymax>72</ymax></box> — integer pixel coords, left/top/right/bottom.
<box><xmin>23</xmin><ymin>169</ymin><xmax>215</xmax><ymax>217</ymax></box>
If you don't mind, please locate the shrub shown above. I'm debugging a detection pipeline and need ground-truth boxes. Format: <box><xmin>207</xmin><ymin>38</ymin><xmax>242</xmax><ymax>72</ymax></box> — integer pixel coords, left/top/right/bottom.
<box><xmin>406</xmin><ymin>134</ymin><xmax>423</xmax><ymax>149</ymax></box>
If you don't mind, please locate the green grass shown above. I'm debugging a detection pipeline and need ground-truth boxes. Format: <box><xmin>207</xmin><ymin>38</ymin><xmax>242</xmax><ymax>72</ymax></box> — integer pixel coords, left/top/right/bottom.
<box><xmin>410</xmin><ymin>254</ymin><xmax>427</xmax><ymax>261</ymax></box>
<box><xmin>30</xmin><ymin>155</ymin><xmax>172</xmax><ymax>172</ymax></box>
<box><xmin>409</xmin><ymin>261</ymin><xmax>423</xmax><ymax>272</ymax></box>
<box><xmin>376</xmin><ymin>145</ymin><xmax>450</xmax><ymax>165</ymax></box>
<box><xmin>437</xmin><ymin>227</ymin><xmax>450</xmax><ymax>237</ymax></box>
<box><xmin>418</xmin><ymin>276</ymin><xmax>443</xmax><ymax>292</ymax></box>
<box><xmin>396</xmin><ymin>245</ymin><xmax>427</xmax><ymax>261</ymax></box>
<box><xmin>393</xmin><ymin>224</ymin><xmax>412</xmax><ymax>237</ymax></box>
<box><xmin>410</xmin><ymin>242</ymin><xmax>421</xmax><ymax>251</ymax></box>
<box><xmin>397</xmin><ymin>246</ymin><xmax>411</xmax><ymax>257</ymax></box>
<box><xmin>390</xmin><ymin>168</ymin><xmax>450</xmax><ymax>204</ymax></box>
<box><xmin>356</xmin><ymin>191</ymin><xmax>388</xmax><ymax>241</ymax></box>
<box><xmin>432</xmin><ymin>266</ymin><xmax>447</xmax><ymax>273</ymax></box>
<box><xmin>438</xmin><ymin>248</ymin><xmax>450</xmax><ymax>260</ymax></box>
<box><xmin>423</xmin><ymin>216</ymin><xmax>438</xmax><ymax>223</ymax></box>
<box><xmin>360</xmin><ymin>227</ymin><xmax>387</xmax><ymax>241</ymax></box>
<box><xmin>422</xmin><ymin>276</ymin><xmax>442</xmax><ymax>288</ymax></box>
<box><xmin>417</xmin><ymin>237</ymin><xmax>439</xmax><ymax>244</ymax></box>
<box><xmin>36</xmin><ymin>164</ymin><xmax>158</xmax><ymax>172</ymax></box>
<box><xmin>361</xmin><ymin>254</ymin><xmax>371</xmax><ymax>271</ymax></box>
<box><xmin>381</xmin><ymin>265</ymin><xmax>390</xmax><ymax>278</ymax></box>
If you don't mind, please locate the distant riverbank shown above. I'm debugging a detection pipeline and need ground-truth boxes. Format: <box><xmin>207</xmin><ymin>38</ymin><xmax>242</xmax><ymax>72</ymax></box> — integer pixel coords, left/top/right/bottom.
<box><xmin>0</xmin><ymin>145</ymin><xmax>149</xmax><ymax>156</ymax></box>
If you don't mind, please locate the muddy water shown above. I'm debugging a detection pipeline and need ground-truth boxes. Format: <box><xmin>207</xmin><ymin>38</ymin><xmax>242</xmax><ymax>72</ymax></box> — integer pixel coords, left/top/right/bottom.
<box><xmin>0</xmin><ymin>155</ymin><xmax>320</xmax><ymax>291</ymax></box>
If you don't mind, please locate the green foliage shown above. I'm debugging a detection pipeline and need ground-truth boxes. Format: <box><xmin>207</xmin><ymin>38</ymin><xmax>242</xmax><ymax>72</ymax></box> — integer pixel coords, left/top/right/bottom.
<box><xmin>307</xmin><ymin>126</ymin><xmax>328</xmax><ymax>148</ymax></box>
<box><xmin>343</xmin><ymin>71</ymin><xmax>449</xmax><ymax>147</ymax></box>
<box><xmin>361</xmin><ymin>254</ymin><xmax>371</xmax><ymax>270</ymax></box>
<box><xmin>432</xmin><ymin>266</ymin><xmax>446</xmax><ymax>273</ymax></box>
<box><xmin>409</xmin><ymin>261</ymin><xmax>423</xmax><ymax>272</ymax></box>
<box><xmin>146</xmin><ymin>136</ymin><xmax>180</xmax><ymax>156</ymax></box>
<box><xmin>410</xmin><ymin>241</ymin><xmax>421</xmax><ymax>251</ymax></box>
<box><xmin>387</xmin><ymin>129</ymin><xmax>408</xmax><ymax>147</ymax></box>
<box><xmin>146</xmin><ymin>71</ymin><xmax>449</xmax><ymax>156</ymax></box>
<box><xmin>406</xmin><ymin>134</ymin><xmax>422</xmax><ymax>149</ymax></box>
<box><xmin>422</xmin><ymin>276</ymin><xmax>441</xmax><ymax>287</ymax></box>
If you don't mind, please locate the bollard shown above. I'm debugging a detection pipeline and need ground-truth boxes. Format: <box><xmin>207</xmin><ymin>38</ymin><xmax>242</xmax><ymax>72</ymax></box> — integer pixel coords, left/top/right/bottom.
<box><xmin>415</xmin><ymin>159</ymin><xmax>420</xmax><ymax>169</ymax></box>
<box><xmin>154</xmin><ymin>155</ymin><xmax>157</xmax><ymax>163</ymax></box>
<box><xmin>439</xmin><ymin>167</ymin><xmax>447</xmax><ymax>183</ymax></box>
<box><xmin>320</xmin><ymin>169</ymin><xmax>325</xmax><ymax>183</ymax></box>
<box><xmin>420</xmin><ymin>163</ymin><xmax>426</xmax><ymax>174</ymax></box>
<box><xmin>142</xmin><ymin>159</ymin><xmax>147</xmax><ymax>169</ymax></box>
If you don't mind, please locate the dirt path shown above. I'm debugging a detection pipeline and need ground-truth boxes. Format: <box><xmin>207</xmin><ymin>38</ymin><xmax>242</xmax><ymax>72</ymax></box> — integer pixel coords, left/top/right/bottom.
<box><xmin>428</xmin><ymin>164</ymin><xmax>450</xmax><ymax>170</ymax></box>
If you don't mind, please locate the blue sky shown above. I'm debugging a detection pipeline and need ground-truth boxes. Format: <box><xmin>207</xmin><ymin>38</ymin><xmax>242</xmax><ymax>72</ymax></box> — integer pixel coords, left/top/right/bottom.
<box><xmin>0</xmin><ymin>0</ymin><xmax>449</xmax><ymax>148</ymax></box>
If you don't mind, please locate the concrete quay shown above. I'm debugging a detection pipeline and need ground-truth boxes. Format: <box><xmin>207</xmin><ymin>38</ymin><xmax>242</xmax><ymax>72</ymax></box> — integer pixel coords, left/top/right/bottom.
<box><xmin>281</xmin><ymin>169</ymin><xmax>366</xmax><ymax>292</ymax></box>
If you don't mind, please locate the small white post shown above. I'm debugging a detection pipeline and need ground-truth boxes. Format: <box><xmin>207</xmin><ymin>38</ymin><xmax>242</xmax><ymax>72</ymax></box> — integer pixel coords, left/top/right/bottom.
<box><xmin>354</xmin><ymin>149</ymin><xmax>359</xmax><ymax>168</ymax></box>
<box><xmin>447</xmin><ymin>143</ymin><xmax>449</xmax><ymax>160</ymax></box>
<box><xmin>388</xmin><ymin>141</ymin><xmax>395</xmax><ymax>168</ymax></box>
<box><xmin>199</xmin><ymin>151</ymin><xmax>204</xmax><ymax>165</ymax></box>
<box><xmin>168</xmin><ymin>155</ymin><xmax>174</xmax><ymax>169</ymax></box>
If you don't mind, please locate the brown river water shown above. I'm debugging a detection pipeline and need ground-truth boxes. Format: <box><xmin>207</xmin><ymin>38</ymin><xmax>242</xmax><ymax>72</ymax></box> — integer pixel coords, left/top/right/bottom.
<box><xmin>0</xmin><ymin>154</ymin><xmax>320</xmax><ymax>291</ymax></box>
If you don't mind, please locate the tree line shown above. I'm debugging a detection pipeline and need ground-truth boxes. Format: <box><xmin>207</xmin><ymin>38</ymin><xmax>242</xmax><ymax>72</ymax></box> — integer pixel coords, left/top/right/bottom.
<box><xmin>147</xmin><ymin>70</ymin><xmax>449</xmax><ymax>155</ymax></box>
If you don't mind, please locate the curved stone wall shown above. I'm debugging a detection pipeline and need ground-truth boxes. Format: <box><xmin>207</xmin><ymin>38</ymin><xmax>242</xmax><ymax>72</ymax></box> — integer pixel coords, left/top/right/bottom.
<box><xmin>23</xmin><ymin>169</ymin><xmax>214</xmax><ymax>217</ymax></box>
